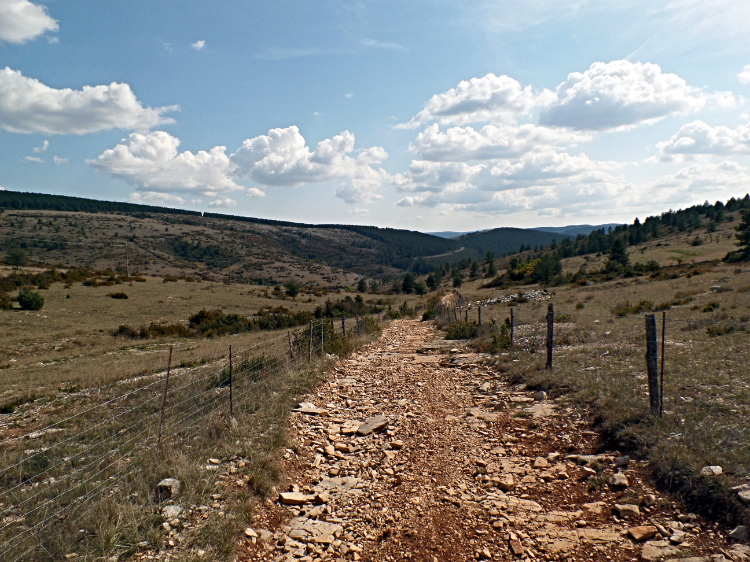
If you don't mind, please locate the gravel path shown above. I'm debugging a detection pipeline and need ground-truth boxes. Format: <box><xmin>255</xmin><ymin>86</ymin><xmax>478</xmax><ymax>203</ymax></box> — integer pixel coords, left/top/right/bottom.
<box><xmin>241</xmin><ymin>320</ymin><xmax>747</xmax><ymax>562</ymax></box>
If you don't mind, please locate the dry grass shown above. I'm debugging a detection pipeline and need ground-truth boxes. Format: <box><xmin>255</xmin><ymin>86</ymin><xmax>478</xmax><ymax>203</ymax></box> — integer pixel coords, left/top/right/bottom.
<box><xmin>445</xmin><ymin>255</ymin><xmax>750</xmax><ymax>527</ymax></box>
<box><xmin>0</xmin><ymin>318</ymin><xmax>384</xmax><ymax>561</ymax></box>
<box><xmin>0</xmin><ymin>276</ymin><xmax>420</xmax><ymax>407</ymax></box>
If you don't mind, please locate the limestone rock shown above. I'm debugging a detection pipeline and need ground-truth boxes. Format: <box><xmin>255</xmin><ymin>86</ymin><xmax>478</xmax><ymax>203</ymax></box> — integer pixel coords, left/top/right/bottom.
<box><xmin>533</xmin><ymin>457</ymin><xmax>549</xmax><ymax>469</ymax></box>
<box><xmin>533</xmin><ymin>391</ymin><xmax>547</xmax><ymax>401</ymax></box>
<box><xmin>614</xmin><ymin>503</ymin><xmax>640</xmax><ymax>518</ymax></box>
<box><xmin>155</xmin><ymin>478</ymin><xmax>181</xmax><ymax>499</ymax></box>
<box><xmin>357</xmin><ymin>414</ymin><xmax>388</xmax><ymax>435</ymax></box>
<box><xmin>628</xmin><ymin>526</ymin><xmax>658</xmax><ymax>542</ymax></box>
<box><xmin>640</xmin><ymin>494</ymin><xmax>657</xmax><ymax>507</ymax></box>
<box><xmin>728</xmin><ymin>525</ymin><xmax>748</xmax><ymax>540</ymax></box>
<box><xmin>279</xmin><ymin>492</ymin><xmax>314</xmax><ymax>505</ymax></box>
<box><xmin>700</xmin><ymin>465</ymin><xmax>722</xmax><ymax>476</ymax></box>
<box><xmin>641</xmin><ymin>541</ymin><xmax>678</xmax><ymax>561</ymax></box>
<box><xmin>615</xmin><ymin>455</ymin><xmax>631</xmax><ymax>467</ymax></box>
<box><xmin>295</xmin><ymin>402</ymin><xmax>329</xmax><ymax>416</ymax></box>
<box><xmin>244</xmin><ymin>528</ymin><xmax>258</xmax><ymax>538</ymax></box>
<box><xmin>161</xmin><ymin>505</ymin><xmax>182</xmax><ymax>520</ymax></box>
<box><xmin>609</xmin><ymin>473</ymin><xmax>629</xmax><ymax>487</ymax></box>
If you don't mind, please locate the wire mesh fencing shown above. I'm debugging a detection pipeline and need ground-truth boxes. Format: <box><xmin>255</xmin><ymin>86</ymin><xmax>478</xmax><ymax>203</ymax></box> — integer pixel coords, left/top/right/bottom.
<box><xmin>0</xmin><ymin>315</ymin><xmax>384</xmax><ymax>562</ymax></box>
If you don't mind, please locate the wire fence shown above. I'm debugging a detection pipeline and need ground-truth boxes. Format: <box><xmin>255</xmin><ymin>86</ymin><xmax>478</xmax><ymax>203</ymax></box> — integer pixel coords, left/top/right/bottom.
<box><xmin>0</xmin><ymin>314</ymin><xmax>382</xmax><ymax>561</ymax></box>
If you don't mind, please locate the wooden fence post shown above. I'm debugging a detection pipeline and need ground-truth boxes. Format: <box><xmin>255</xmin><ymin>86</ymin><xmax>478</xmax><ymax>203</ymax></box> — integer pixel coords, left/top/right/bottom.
<box><xmin>478</xmin><ymin>306</ymin><xmax>481</xmax><ymax>326</ymax></box>
<box><xmin>465</xmin><ymin>309</ymin><xmax>468</xmax><ymax>322</ymax></box>
<box><xmin>321</xmin><ymin>320</ymin><xmax>324</xmax><ymax>355</ymax></box>
<box><xmin>356</xmin><ymin>315</ymin><xmax>360</xmax><ymax>335</ymax></box>
<box><xmin>510</xmin><ymin>308</ymin><xmax>514</xmax><ymax>346</ymax></box>
<box><xmin>342</xmin><ymin>316</ymin><xmax>346</xmax><ymax>339</ymax></box>
<box><xmin>545</xmin><ymin>304</ymin><xmax>554</xmax><ymax>369</ymax></box>
<box><xmin>645</xmin><ymin>314</ymin><xmax>660</xmax><ymax>415</ymax></box>
<box><xmin>229</xmin><ymin>345</ymin><xmax>233</xmax><ymax>418</ymax></box>
<box><xmin>660</xmin><ymin>311</ymin><xmax>666</xmax><ymax>418</ymax></box>
<box><xmin>308</xmin><ymin>321</ymin><xmax>312</xmax><ymax>362</ymax></box>
<box><xmin>288</xmin><ymin>332</ymin><xmax>293</xmax><ymax>363</ymax></box>
<box><xmin>157</xmin><ymin>346</ymin><xmax>173</xmax><ymax>458</ymax></box>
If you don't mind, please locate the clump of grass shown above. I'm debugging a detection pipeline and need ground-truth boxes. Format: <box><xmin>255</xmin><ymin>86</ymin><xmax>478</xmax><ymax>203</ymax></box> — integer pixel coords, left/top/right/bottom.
<box><xmin>613</xmin><ymin>300</ymin><xmax>653</xmax><ymax>316</ymax></box>
<box><xmin>702</xmin><ymin>302</ymin><xmax>719</xmax><ymax>312</ymax></box>
<box><xmin>107</xmin><ymin>292</ymin><xmax>129</xmax><ymax>299</ymax></box>
<box><xmin>445</xmin><ymin>321</ymin><xmax>478</xmax><ymax>340</ymax></box>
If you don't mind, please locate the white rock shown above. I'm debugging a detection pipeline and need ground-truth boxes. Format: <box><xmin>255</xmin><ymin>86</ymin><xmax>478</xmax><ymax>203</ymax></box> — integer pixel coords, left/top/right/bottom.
<box><xmin>700</xmin><ymin>465</ymin><xmax>722</xmax><ymax>476</ymax></box>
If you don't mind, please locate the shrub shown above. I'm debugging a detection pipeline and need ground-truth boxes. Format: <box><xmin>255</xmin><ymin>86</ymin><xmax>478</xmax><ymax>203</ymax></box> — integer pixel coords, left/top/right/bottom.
<box><xmin>445</xmin><ymin>321</ymin><xmax>478</xmax><ymax>340</ymax></box>
<box><xmin>575</xmin><ymin>301</ymin><xmax>585</xmax><ymax>310</ymax></box>
<box><xmin>613</xmin><ymin>300</ymin><xmax>653</xmax><ymax>317</ymax></box>
<box><xmin>107</xmin><ymin>292</ymin><xmax>129</xmax><ymax>299</ymax></box>
<box><xmin>17</xmin><ymin>286</ymin><xmax>44</xmax><ymax>310</ymax></box>
<box><xmin>702</xmin><ymin>302</ymin><xmax>719</xmax><ymax>312</ymax></box>
<box><xmin>0</xmin><ymin>292</ymin><xmax>12</xmax><ymax>310</ymax></box>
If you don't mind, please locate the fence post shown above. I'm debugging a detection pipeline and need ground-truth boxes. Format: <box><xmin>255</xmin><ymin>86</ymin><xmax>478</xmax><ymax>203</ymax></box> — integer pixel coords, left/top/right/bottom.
<box><xmin>321</xmin><ymin>320</ymin><xmax>324</xmax><ymax>355</ymax></box>
<box><xmin>342</xmin><ymin>315</ymin><xmax>346</xmax><ymax>339</ymax></box>
<box><xmin>645</xmin><ymin>314</ymin><xmax>660</xmax><ymax>415</ymax></box>
<box><xmin>288</xmin><ymin>331</ymin><xmax>293</xmax><ymax>363</ymax></box>
<box><xmin>545</xmin><ymin>304</ymin><xmax>553</xmax><ymax>369</ymax></box>
<box><xmin>510</xmin><ymin>307</ymin><xmax>514</xmax><ymax>346</ymax></box>
<box><xmin>478</xmin><ymin>306</ymin><xmax>481</xmax><ymax>326</ymax></box>
<box><xmin>465</xmin><ymin>309</ymin><xmax>468</xmax><ymax>322</ymax></box>
<box><xmin>660</xmin><ymin>311</ymin><xmax>666</xmax><ymax>418</ymax></box>
<box><xmin>308</xmin><ymin>321</ymin><xmax>312</xmax><ymax>362</ymax></box>
<box><xmin>157</xmin><ymin>345</ymin><xmax>173</xmax><ymax>458</ymax></box>
<box><xmin>356</xmin><ymin>315</ymin><xmax>360</xmax><ymax>335</ymax></box>
<box><xmin>229</xmin><ymin>345</ymin><xmax>233</xmax><ymax>418</ymax></box>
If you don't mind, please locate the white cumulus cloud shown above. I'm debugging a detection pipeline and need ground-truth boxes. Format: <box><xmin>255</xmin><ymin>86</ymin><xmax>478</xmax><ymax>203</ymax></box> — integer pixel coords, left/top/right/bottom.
<box><xmin>539</xmin><ymin>60</ymin><xmax>706</xmax><ymax>131</ymax></box>
<box><xmin>52</xmin><ymin>156</ymin><xmax>67</xmax><ymax>164</ymax></box>
<box><xmin>129</xmin><ymin>192</ymin><xmax>187</xmax><ymax>204</ymax></box>
<box><xmin>24</xmin><ymin>155</ymin><xmax>42</xmax><ymax>162</ymax></box>
<box><xmin>738</xmin><ymin>65</ymin><xmax>750</xmax><ymax>84</ymax></box>
<box><xmin>0</xmin><ymin>0</ymin><xmax>58</xmax><ymax>43</ymax></box>
<box><xmin>88</xmin><ymin>131</ymin><xmax>242</xmax><ymax>196</ymax></box>
<box><xmin>655</xmin><ymin>120</ymin><xmax>750</xmax><ymax>161</ymax></box>
<box><xmin>191</xmin><ymin>40</ymin><xmax>205</xmax><ymax>50</ymax></box>
<box><xmin>32</xmin><ymin>139</ymin><xmax>48</xmax><ymax>153</ymax></box>
<box><xmin>409</xmin><ymin>123</ymin><xmax>590</xmax><ymax>162</ymax></box>
<box><xmin>208</xmin><ymin>197</ymin><xmax>237</xmax><ymax>208</ymax></box>
<box><xmin>230</xmin><ymin>126</ymin><xmax>388</xmax><ymax>203</ymax></box>
<box><xmin>0</xmin><ymin>67</ymin><xmax>178</xmax><ymax>134</ymax></box>
<box><xmin>399</xmin><ymin>73</ymin><xmax>554</xmax><ymax>129</ymax></box>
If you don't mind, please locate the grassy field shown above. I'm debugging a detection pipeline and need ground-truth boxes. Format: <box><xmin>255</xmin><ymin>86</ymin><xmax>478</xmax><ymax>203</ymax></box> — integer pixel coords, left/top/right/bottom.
<box><xmin>444</xmin><ymin>225</ymin><xmax>750</xmax><ymax>528</ymax></box>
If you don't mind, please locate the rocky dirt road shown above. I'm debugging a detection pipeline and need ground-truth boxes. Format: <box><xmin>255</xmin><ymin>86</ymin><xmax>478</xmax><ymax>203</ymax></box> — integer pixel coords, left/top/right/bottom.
<box><xmin>241</xmin><ymin>320</ymin><xmax>748</xmax><ymax>562</ymax></box>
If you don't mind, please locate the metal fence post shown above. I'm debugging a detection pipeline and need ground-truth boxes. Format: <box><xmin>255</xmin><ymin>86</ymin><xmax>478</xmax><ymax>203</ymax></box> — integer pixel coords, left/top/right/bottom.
<box><xmin>545</xmin><ymin>304</ymin><xmax>553</xmax><ymax>369</ymax></box>
<box><xmin>157</xmin><ymin>346</ymin><xmax>173</xmax><ymax>458</ymax></box>
<box><xmin>645</xmin><ymin>313</ymin><xmax>660</xmax><ymax>415</ymax></box>
<box><xmin>478</xmin><ymin>306</ymin><xmax>481</xmax><ymax>326</ymax></box>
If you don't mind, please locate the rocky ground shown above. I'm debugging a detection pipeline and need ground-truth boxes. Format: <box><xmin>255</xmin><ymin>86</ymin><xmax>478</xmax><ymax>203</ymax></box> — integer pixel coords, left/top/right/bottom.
<box><xmin>235</xmin><ymin>320</ymin><xmax>750</xmax><ymax>562</ymax></box>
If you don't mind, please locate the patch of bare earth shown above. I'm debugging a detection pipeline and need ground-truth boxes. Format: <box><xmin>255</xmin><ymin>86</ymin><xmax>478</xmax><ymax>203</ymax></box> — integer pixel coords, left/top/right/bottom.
<box><xmin>239</xmin><ymin>320</ymin><xmax>748</xmax><ymax>562</ymax></box>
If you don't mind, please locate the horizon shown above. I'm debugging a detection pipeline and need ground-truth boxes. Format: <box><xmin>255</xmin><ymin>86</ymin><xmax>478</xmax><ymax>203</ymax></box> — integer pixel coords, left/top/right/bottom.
<box><xmin>1</xmin><ymin>1</ymin><xmax>750</xmax><ymax>231</ymax></box>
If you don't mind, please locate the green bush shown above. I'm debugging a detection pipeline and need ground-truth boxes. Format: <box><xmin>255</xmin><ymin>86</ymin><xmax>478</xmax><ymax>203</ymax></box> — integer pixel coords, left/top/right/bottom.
<box><xmin>702</xmin><ymin>302</ymin><xmax>719</xmax><ymax>313</ymax></box>
<box><xmin>107</xmin><ymin>292</ymin><xmax>129</xmax><ymax>299</ymax></box>
<box><xmin>445</xmin><ymin>321</ymin><xmax>478</xmax><ymax>340</ymax></box>
<box><xmin>17</xmin><ymin>286</ymin><xmax>44</xmax><ymax>310</ymax></box>
<box><xmin>0</xmin><ymin>292</ymin><xmax>12</xmax><ymax>310</ymax></box>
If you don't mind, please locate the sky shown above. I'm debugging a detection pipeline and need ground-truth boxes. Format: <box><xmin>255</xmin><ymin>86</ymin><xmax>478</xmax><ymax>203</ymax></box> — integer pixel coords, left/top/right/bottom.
<box><xmin>1</xmin><ymin>0</ymin><xmax>750</xmax><ymax>231</ymax></box>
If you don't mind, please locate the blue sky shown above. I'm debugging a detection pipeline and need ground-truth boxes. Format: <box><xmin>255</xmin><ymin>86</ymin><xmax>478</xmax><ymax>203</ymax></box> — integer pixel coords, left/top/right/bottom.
<box><xmin>1</xmin><ymin>0</ymin><xmax>750</xmax><ymax>231</ymax></box>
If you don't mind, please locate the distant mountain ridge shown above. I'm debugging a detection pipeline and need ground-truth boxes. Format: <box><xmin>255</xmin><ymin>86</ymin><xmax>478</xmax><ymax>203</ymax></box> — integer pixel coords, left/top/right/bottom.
<box><xmin>531</xmin><ymin>224</ymin><xmax>622</xmax><ymax>237</ymax></box>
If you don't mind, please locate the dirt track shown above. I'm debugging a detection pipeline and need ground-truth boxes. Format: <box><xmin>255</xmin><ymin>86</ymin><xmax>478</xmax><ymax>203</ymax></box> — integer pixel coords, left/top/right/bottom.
<box><xmin>241</xmin><ymin>320</ymin><xmax>746</xmax><ymax>562</ymax></box>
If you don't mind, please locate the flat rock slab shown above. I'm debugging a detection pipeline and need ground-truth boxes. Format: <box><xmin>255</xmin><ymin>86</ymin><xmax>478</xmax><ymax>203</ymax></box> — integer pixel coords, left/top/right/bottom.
<box><xmin>313</xmin><ymin>477</ymin><xmax>362</xmax><ymax>496</ymax></box>
<box><xmin>357</xmin><ymin>414</ymin><xmax>388</xmax><ymax>435</ymax></box>
<box><xmin>641</xmin><ymin>541</ymin><xmax>678</xmax><ymax>561</ymax></box>
<box><xmin>525</xmin><ymin>403</ymin><xmax>556</xmax><ymax>418</ymax></box>
<box><xmin>279</xmin><ymin>492</ymin><xmax>315</xmax><ymax>505</ymax></box>
<box><xmin>468</xmin><ymin>408</ymin><xmax>499</xmax><ymax>422</ymax></box>
<box><xmin>628</xmin><ymin>526</ymin><xmax>658</xmax><ymax>542</ymax></box>
<box><xmin>294</xmin><ymin>402</ymin><xmax>329</xmax><ymax>416</ymax></box>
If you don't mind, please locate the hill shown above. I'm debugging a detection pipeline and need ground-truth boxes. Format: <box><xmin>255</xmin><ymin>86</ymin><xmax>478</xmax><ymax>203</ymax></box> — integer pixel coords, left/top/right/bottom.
<box><xmin>457</xmin><ymin>227</ymin><xmax>567</xmax><ymax>257</ymax></box>
<box><xmin>531</xmin><ymin>223</ymin><xmax>621</xmax><ymax>237</ymax></box>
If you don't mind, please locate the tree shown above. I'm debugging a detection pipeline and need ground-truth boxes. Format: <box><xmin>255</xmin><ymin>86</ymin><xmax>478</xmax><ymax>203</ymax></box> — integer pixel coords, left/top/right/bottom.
<box><xmin>452</xmin><ymin>270</ymin><xmax>464</xmax><ymax>288</ymax></box>
<box><xmin>18</xmin><ymin>286</ymin><xmax>44</xmax><ymax>310</ymax></box>
<box><xmin>284</xmin><ymin>278</ymin><xmax>302</xmax><ymax>301</ymax></box>
<box><xmin>356</xmin><ymin>278</ymin><xmax>367</xmax><ymax>293</ymax></box>
<box><xmin>414</xmin><ymin>281</ymin><xmax>428</xmax><ymax>296</ymax></box>
<box><xmin>469</xmin><ymin>261</ymin><xmax>479</xmax><ymax>280</ymax></box>
<box><xmin>486</xmin><ymin>251</ymin><xmax>496</xmax><ymax>277</ymax></box>
<box><xmin>531</xmin><ymin>255</ymin><xmax>562</xmax><ymax>285</ymax></box>
<box><xmin>725</xmin><ymin>208</ymin><xmax>750</xmax><ymax>262</ymax></box>
<box><xmin>401</xmin><ymin>272</ymin><xmax>415</xmax><ymax>294</ymax></box>
<box><xmin>425</xmin><ymin>273</ymin><xmax>437</xmax><ymax>291</ymax></box>
<box><xmin>606</xmin><ymin>238</ymin><xmax>630</xmax><ymax>270</ymax></box>
<box><xmin>370</xmin><ymin>280</ymin><xmax>380</xmax><ymax>294</ymax></box>
<box><xmin>5</xmin><ymin>247</ymin><xmax>28</xmax><ymax>267</ymax></box>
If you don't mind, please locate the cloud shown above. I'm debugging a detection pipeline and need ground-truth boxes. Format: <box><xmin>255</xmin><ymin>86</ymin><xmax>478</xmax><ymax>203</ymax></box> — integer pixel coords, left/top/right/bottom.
<box><xmin>392</xmin><ymin>160</ymin><xmax>484</xmax><ymax>194</ymax></box>
<box><xmin>539</xmin><ymin>60</ymin><xmax>706</xmax><ymax>131</ymax></box>
<box><xmin>191</xmin><ymin>40</ymin><xmax>205</xmax><ymax>50</ymax></box>
<box><xmin>230</xmin><ymin>126</ymin><xmax>388</xmax><ymax>203</ymax></box>
<box><xmin>360</xmin><ymin>38</ymin><xmax>404</xmax><ymax>50</ymax></box>
<box><xmin>0</xmin><ymin>68</ymin><xmax>178</xmax><ymax>134</ymax></box>
<box><xmin>88</xmin><ymin>131</ymin><xmax>242</xmax><ymax>196</ymax></box>
<box><xmin>128</xmin><ymin>191</ymin><xmax>187</xmax><ymax>204</ymax></box>
<box><xmin>409</xmin><ymin>123</ymin><xmax>591</xmax><ymax>162</ymax></box>
<box><xmin>245</xmin><ymin>187</ymin><xmax>265</xmax><ymax>198</ymax></box>
<box><xmin>345</xmin><ymin>92</ymin><xmax>353</xmax><ymax>99</ymax></box>
<box><xmin>399</xmin><ymin>73</ymin><xmax>554</xmax><ymax>129</ymax></box>
<box><xmin>208</xmin><ymin>197</ymin><xmax>237</xmax><ymax>208</ymax></box>
<box><xmin>739</xmin><ymin>65</ymin><xmax>750</xmax><ymax>84</ymax></box>
<box><xmin>0</xmin><ymin>0</ymin><xmax>58</xmax><ymax>43</ymax></box>
<box><xmin>655</xmin><ymin>120</ymin><xmax>750</xmax><ymax>161</ymax></box>
<box><xmin>349</xmin><ymin>207</ymin><xmax>370</xmax><ymax>215</ymax></box>
<box><xmin>52</xmin><ymin>156</ymin><xmax>67</xmax><ymax>164</ymax></box>
<box><xmin>24</xmin><ymin>155</ymin><xmax>42</xmax><ymax>162</ymax></box>
<box><xmin>488</xmin><ymin>151</ymin><xmax>617</xmax><ymax>189</ymax></box>
<box><xmin>32</xmin><ymin>139</ymin><xmax>48</xmax><ymax>153</ymax></box>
